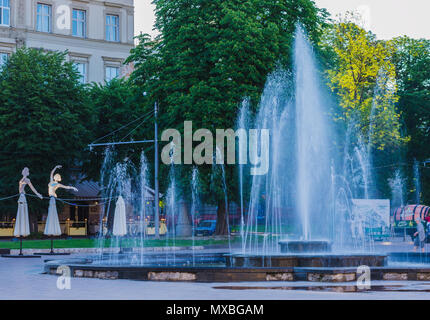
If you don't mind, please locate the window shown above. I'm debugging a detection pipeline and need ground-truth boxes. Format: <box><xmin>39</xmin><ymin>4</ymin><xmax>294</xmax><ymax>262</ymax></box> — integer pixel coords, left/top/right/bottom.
<box><xmin>72</xmin><ymin>9</ymin><xmax>86</xmax><ymax>38</ymax></box>
<box><xmin>74</xmin><ymin>62</ymin><xmax>87</xmax><ymax>83</ymax></box>
<box><xmin>106</xmin><ymin>15</ymin><xmax>119</xmax><ymax>42</ymax></box>
<box><xmin>0</xmin><ymin>52</ymin><xmax>8</xmax><ymax>69</ymax></box>
<box><xmin>105</xmin><ymin>66</ymin><xmax>119</xmax><ymax>82</ymax></box>
<box><xmin>0</xmin><ymin>0</ymin><xmax>10</xmax><ymax>26</ymax></box>
<box><xmin>36</xmin><ymin>3</ymin><xmax>52</xmax><ymax>33</ymax></box>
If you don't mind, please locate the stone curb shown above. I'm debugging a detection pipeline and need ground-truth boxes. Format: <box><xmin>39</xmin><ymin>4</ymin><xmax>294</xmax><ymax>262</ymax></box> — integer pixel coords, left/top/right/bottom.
<box><xmin>10</xmin><ymin>246</ymin><xmax>206</xmax><ymax>255</ymax></box>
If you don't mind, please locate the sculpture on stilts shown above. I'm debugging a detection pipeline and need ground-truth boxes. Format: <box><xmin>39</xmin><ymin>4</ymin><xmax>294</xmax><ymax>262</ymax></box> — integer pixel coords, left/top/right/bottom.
<box><xmin>2</xmin><ymin>168</ymin><xmax>43</xmax><ymax>258</ymax></box>
<box><xmin>43</xmin><ymin>165</ymin><xmax>78</xmax><ymax>255</ymax></box>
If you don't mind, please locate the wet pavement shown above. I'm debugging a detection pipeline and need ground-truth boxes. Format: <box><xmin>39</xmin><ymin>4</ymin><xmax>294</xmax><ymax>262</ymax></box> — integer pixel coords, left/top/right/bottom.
<box><xmin>2</xmin><ymin>254</ymin><xmax>430</xmax><ymax>300</ymax></box>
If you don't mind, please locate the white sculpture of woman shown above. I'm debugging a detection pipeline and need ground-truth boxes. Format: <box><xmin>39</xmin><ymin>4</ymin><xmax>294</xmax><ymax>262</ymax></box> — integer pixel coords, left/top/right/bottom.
<box><xmin>44</xmin><ymin>165</ymin><xmax>78</xmax><ymax>237</ymax></box>
<box><xmin>14</xmin><ymin>167</ymin><xmax>43</xmax><ymax>239</ymax></box>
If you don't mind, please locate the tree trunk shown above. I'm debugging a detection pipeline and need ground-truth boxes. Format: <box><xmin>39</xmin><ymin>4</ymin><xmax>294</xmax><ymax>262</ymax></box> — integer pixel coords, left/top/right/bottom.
<box><xmin>176</xmin><ymin>201</ymin><xmax>192</xmax><ymax>237</ymax></box>
<box><xmin>215</xmin><ymin>199</ymin><xmax>229</xmax><ymax>235</ymax></box>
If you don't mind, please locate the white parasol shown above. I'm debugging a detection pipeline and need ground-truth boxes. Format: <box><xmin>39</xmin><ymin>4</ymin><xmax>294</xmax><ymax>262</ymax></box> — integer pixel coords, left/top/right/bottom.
<box><xmin>113</xmin><ymin>196</ymin><xmax>127</xmax><ymax>236</ymax></box>
<box><xmin>14</xmin><ymin>194</ymin><xmax>30</xmax><ymax>237</ymax></box>
<box><xmin>44</xmin><ymin>197</ymin><xmax>62</xmax><ymax>236</ymax></box>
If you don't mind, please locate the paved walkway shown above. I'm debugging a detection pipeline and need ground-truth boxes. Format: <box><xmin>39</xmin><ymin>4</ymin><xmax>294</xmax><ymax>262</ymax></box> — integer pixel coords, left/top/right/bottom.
<box><xmin>2</xmin><ymin>255</ymin><xmax>430</xmax><ymax>300</ymax></box>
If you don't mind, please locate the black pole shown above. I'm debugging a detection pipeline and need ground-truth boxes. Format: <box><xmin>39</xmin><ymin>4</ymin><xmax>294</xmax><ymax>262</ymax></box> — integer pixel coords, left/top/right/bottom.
<box><xmin>19</xmin><ymin>237</ymin><xmax>23</xmax><ymax>256</ymax></box>
<box><xmin>50</xmin><ymin>236</ymin><xmax>54</xmax><ymax>254</ymax></box>
<box><xmin>154</xmin><ymin>101</ymin><xmax>160</xmax><ymax>239</ymax></box>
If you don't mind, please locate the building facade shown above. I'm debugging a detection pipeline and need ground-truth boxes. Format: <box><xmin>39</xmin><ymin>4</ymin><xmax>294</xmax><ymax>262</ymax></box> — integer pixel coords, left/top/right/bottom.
<box><xmin>0</xmin><ymin>0</ymin><xmax>134</xmax><ymax>83</ymax></box>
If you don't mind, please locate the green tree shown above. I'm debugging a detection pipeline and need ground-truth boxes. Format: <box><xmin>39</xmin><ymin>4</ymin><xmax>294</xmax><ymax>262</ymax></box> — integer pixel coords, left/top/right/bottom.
<box><xmin>0</xmin><ymin>48</ymin><xmax>94</xmax><ymax>219</ymax></box>
<box><xmin>127</xmin><ymin>0</ymin><xmax>327</xmax><ymax>234</ymax></box>
<box><xmin>320</xmin><ymin>17</ymin><xmax>407</xmax><ymax>150</ymax></box>
<box><xmin>85</xmin><ymin>78</ymin><xmax>147</xmax><ymax>181</ymax></box>
<box><xmin>391</xmin><ymin>36</ymin><xmax>430</xmax><ymax>203</ymax></box>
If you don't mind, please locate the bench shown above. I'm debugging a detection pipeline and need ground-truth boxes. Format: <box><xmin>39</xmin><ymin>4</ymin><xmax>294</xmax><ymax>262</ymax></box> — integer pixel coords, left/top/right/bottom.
<box><xmin>0</xmin><ymin>221</ymin><xmax>14</xmax><ymax>237</ymax></box>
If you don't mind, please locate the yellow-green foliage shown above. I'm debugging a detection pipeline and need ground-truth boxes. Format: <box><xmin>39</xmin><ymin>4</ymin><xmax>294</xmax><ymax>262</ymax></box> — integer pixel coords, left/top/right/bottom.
<box><xmin>321</xmin><ymin>18</ymin><xmax>409</xmax><ymax>149</ymax></box>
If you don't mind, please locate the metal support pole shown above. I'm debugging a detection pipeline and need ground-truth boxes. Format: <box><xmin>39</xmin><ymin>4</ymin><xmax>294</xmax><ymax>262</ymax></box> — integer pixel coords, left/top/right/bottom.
<box><xmin>89</xmin><ymin>140</ymin><xmax>154</xmax><ymax>148</ymax></box>
<box><xmin>19</xmin><ymin>237</ymin><xmax>23</xmax><ymax>256</ymax></box>
<box><xmin>154</xmin><ymin>101</ymin><xmax>160</xmax><ymax>239</ymax></box>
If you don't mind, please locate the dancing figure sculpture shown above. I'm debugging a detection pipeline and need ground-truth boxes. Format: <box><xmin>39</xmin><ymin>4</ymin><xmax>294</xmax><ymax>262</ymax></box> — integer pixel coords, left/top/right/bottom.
<box><xmin>13</xmin><ymin>168</ymin><xmax>43</xmax><ymax>256</ymax></box>
<box><xmin>44</xmin><ymin>165</ymin><xmax>78</xmax><ymax>254</ymax></box>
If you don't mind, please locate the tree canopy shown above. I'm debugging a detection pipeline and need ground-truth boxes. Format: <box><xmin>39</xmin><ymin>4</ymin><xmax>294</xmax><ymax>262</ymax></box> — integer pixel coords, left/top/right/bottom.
<box><xmin>0</xmin><ymin>48</ymin><xmax>93</xmax><ymax>217</ymax></box>
<box><xmin>127</xmin><ymin>0</ymin><xmax>328</xmax><ymax>233</ymax></box>
<box><xmin>391</xmin><ymin>36</ymin><xmax>430</xmax><ymax>202</ymax></box>
<box><xmin>320</xmin><ymin>17</ymin><xmax>408</xmax><ymax>150</ymax></box>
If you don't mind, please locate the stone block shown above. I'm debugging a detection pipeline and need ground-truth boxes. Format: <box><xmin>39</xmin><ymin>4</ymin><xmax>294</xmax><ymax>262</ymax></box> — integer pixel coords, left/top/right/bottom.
<box><xmin>308</xmin><ymin>273</ymin><xmax>355</xmax><ymax>282</ymax></box>
<box><xmin>84</xmin><ymin>270</ymin><xmax>93</xmax><ymax>278</ymax></box>
<box><xmin>74</xmin><ymin>270</ymin><xmax>84</xmax><ymax>277</ymax></box>
<box><xmin>308</xmin><ymin>273</ymin><xmax>322</xmax><ymax>281</ymax></box>
<box><xmin>321</xmin><ymin>273</ymin><xmax>355</xmax><ymax>282</ymax></box>
<box><xmin>148</xmin><ymin>272</ymin><xmax>196</xmax><ymax>281</ymax></box>
<box><xmin>382</xmin><ymin>273</ymin><xmax>408</xmax><ymax>281</ymax></box>
<box><xmin>417</xmin><ymin>273</ymin><xmax>430</xmax><ymax>281</ymax></box>
<box><xmin>266</xmin><ymin>273</ymin><xmax>294</xmax><ymax>281</ymax></box>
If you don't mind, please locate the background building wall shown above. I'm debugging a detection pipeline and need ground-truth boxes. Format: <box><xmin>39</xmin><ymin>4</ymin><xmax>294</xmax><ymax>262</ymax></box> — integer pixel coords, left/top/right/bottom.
<box><xmin>0</xmin><ymin>0</ymin><xmax>134</xmax><ymax>83</ymax></box>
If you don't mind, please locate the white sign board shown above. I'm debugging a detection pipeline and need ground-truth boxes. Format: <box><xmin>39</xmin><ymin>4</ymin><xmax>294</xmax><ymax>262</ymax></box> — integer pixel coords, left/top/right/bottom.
<box><xmin>349</xmin><ymin>199</ymin><xmax>390</xmax><ymax>239</ymax></box>
<box><xmin>351</xmin><ymin>199</ymin><xmax>390</xmax><ymax>229</ymax></box>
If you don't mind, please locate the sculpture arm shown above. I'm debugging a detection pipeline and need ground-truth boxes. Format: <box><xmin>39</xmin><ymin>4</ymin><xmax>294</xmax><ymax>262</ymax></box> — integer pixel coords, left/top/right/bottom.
<box><xmin>58</xmin><ymin>184</ymin><xmax>78</xmax><ymax>192</ymax></box>
<box><xmin>50</xmin><ymin>165</ymin><xmax>62</xmax><ymax>181</ymax></box>
<box><xmin>27</xmin><ymin>180</ymin><xmax>43</xmax><ymax>199</ymax></box>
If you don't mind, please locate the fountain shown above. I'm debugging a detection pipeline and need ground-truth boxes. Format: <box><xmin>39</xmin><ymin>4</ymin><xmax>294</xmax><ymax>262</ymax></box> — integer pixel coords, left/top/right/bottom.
<box><xmin>226</xmin><ymin>26</ymin><xmax>387</xmax><ymax>267</ymax></box>
<box><xmin>237</xmin><ymin>27</ymin><xmax>337</xmax><ymax>256</ymax></box>
<box><xmin>389</xmin><ymin>169</ymin><xmax>405</xmax><ymax>209</ymax></box>
<box><xmin>45</xmin><ymin>25</ymin><xmax>428</xmax><ymax>283</ymax></box>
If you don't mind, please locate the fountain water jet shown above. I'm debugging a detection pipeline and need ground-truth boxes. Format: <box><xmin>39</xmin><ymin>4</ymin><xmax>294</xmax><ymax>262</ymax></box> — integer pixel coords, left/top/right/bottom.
<box><xmin>414</xmin><ymin>159</ymin><xmax>421</xmax><ymax>204</ymax></box>
<box><xmin>236</xmin><ymin>99</ymin><xmax>250</xmax><ymax>253</ymax></box>
<box><xmin>190</xmin><ymin>167</ymin><xmax>200</xmax><ymax>266</ymax></box>
<box><xmin>294</xmin><ymin>26</ymin><xmax>332</xmax><ymax>241</ymax></box>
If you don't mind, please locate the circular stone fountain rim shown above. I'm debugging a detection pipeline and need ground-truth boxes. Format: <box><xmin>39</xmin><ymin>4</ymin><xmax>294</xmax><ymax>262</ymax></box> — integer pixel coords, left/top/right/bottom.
<box><xmin>225</xmin><ymin>253</ymin><xmax>388</xmax><ymax>258</ymax></box>
<box><xmin>278</xmin><ymin>240</ymin><xmax>333</xmax><ymax>244</ymax></box>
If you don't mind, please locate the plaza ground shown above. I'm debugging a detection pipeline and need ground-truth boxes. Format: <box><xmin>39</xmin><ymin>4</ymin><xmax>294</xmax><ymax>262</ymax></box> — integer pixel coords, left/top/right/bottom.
<box><xmin>2</xmin><ymin>256</ymin><xmax>430</xmax><ymax>300</ymax></box>
<box><xmin>2</xmin><ymin>238</ymin><xmax>430</xmax><ymax>300</ymax></box>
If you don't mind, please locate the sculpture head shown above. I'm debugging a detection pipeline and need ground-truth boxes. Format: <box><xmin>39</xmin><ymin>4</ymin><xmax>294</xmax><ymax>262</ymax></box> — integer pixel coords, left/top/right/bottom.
<box><xmin>22</xmin><ymin>167</ymin><xmax>29</xmax><ymax>177</ymax></box>
<box><xmin>54</xmin><ymin>173</ymin><xmax>62</xmax><ymax>182</ymax></box>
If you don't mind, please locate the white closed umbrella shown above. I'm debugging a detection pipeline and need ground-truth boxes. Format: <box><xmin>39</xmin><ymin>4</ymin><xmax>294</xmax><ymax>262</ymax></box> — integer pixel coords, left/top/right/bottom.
<box><xmin>44</xmin><ymin>197</ymin><xmax>62</xmax><ymax>236</ymax></box>
<box><xmin>13</xmin><ymin>194</ymin><xmax>30</xmax><ymax>257</ymax></box>
<box><xmin>44</xmin><ymin>197</ymin><xmax>62</xmax><ymax>254</ymax></box>
<box><xmin>113</xmin><ymin>196</ymin><xmax>127</xmax><ymax>236</ymax></box>
<box><xmin>14</xmin><ymin>194</ymin><xmax>30</xmax><ymax>238</ymax></box>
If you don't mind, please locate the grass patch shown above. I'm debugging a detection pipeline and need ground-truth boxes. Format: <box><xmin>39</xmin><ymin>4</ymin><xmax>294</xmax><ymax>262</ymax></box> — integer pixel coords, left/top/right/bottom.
<box><xmin>0</xmin><ymin>238</ymin><xmax>234</xmax><ymax>249</ymax></box>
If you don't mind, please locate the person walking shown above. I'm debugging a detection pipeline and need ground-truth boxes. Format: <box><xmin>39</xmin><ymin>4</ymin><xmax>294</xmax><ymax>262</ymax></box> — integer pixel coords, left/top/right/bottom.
<box><xmin>413</xmin><ymin>218</ymin><xmax>426</xmax><ymax>253</ymax></box>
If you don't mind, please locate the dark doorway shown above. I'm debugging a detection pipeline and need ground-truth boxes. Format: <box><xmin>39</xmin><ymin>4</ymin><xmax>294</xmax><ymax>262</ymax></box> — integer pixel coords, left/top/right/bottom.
<box><xmin>70</xmin><ymin>204</ymin><xmax>89</xmax><ymax>221</ymax></box>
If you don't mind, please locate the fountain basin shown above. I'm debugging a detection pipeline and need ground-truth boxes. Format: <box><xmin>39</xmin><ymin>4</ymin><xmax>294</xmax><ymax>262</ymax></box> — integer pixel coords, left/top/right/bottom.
<box><xmin>45</xmin><ymin>256</ymin><xmax>430</xmax><ymax>283</ymax></box>
<box><xmin>226</xmin><ymin>253</ymin><xmax>387</xmax><ymax>268</ymax></box>
<box><xmin>279</xmin><ymin>240</ymin><xmax>332</xmax><ymax>253</ymax></box>
<box><xmin>389</xmin><ymin>252</ymin><xmax>430</xmax><ymax>264</ymax></box>
<box><xmin>44</xmin><ymin>259</ymin><xmax>295</xmax><ymax>282</ymax></box>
